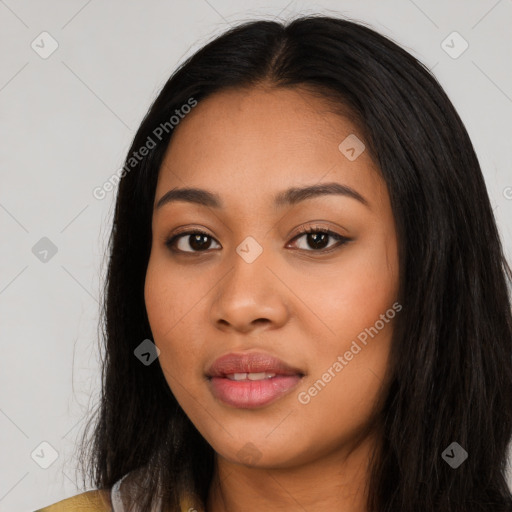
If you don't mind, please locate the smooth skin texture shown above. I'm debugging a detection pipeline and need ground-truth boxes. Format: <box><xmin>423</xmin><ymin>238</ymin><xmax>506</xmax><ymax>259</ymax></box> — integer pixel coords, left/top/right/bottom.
<box><xmin>144</xmin><ymin>85</ymin><xmax>399</xmax><ymax>512</ymax></box>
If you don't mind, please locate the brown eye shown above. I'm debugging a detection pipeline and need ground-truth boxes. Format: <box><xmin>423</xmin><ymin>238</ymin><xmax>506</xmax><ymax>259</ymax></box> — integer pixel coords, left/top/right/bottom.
<box><xmin>289</xmin><ymin>227</ymin><xmax>349</xmax><ymax>252</ymax></box>
<box><xmin>165</xmin><ymin>230</ymin><xmax>220</xmax><ymax>253</ymax></box>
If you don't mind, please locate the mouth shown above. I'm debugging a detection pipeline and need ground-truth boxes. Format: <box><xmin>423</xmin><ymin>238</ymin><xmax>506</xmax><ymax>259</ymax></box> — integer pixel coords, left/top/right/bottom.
<box><xmin>206</xmin><ymin>352</ymin><xmax>305</xmax><ymax>409</ymax></box>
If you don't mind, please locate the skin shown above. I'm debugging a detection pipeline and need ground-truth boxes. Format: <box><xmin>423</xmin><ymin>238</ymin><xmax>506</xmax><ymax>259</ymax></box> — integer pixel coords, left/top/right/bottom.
<box><xmin>144</xmin><ymin>85</ymin><xmax>399</xmax><ymax>512</ymax></box>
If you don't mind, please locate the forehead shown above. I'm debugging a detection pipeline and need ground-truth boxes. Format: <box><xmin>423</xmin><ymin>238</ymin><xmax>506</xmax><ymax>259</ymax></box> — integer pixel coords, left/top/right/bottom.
<box><xmin>155</xmin><ymin>86</ymin><xmax>384</xmax><ymax>210</ymax></box>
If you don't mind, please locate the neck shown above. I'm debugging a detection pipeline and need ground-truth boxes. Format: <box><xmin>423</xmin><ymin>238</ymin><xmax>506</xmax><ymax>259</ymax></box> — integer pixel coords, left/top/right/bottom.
<box><xmin>205</xmin><ymin>433</ymin><xmax>379</xmax><ymax>512</ymax></box>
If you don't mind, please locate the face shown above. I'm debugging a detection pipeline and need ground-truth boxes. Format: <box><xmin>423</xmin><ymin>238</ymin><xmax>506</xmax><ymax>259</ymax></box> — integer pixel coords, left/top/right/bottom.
<box><xmin>144</xmin><ymin>86</ymin><xmax>399</xmax><ymax>469</ymax></box>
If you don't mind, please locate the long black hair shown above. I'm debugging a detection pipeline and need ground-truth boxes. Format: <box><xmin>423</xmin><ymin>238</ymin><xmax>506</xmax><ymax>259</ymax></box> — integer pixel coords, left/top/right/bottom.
<box><xmin>78</xmin><ymin>14</ymin><xmax>512</xmax><ymax>511</ymax></box>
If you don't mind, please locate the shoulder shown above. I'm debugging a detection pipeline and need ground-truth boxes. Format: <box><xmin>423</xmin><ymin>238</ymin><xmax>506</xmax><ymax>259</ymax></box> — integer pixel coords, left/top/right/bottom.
<box><xmin>34</xmin><ymin>489</ymin><xmax>111</xmax><ymax>512</ymax></box>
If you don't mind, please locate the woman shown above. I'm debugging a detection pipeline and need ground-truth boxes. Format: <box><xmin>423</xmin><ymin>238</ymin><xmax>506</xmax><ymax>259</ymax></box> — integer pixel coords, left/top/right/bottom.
<box><xmin>36</xmin><ymin>14</ymin><xmax>512</xmax><ymax>512</ymax></box>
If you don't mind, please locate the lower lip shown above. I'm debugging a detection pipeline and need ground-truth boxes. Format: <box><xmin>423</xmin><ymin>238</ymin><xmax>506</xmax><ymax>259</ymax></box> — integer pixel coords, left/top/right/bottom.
<box><xmin>208</xmin><ymin>375</ymin><xmax>302</xmax><ymax>409</ymax></box>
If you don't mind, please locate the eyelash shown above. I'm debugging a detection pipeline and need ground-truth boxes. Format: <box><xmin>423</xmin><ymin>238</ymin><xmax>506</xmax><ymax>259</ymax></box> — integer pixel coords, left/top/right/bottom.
<box><xmin>164</xmin><ymin>226</ymin><xmax>350</xmax><ymax>255</ymax></box>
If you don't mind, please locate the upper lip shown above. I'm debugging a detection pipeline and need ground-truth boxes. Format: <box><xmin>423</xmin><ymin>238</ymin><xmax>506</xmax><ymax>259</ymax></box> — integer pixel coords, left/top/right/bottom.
<box><xmin>206</xmin><ymin>352</ymin><xmax>304</xmax><ymax>378</ymax></box>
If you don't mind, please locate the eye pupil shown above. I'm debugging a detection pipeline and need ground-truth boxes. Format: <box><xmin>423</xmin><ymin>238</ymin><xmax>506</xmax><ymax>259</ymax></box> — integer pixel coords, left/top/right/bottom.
<box><xmin>190</xmin><ymin>234</ymin><xmax>211</xmax><ymax>251</ymax></box>
<box><xmin>307</xmin><ymin>232</ymin><xmax>329</xmax><ymax>250</ymax></box>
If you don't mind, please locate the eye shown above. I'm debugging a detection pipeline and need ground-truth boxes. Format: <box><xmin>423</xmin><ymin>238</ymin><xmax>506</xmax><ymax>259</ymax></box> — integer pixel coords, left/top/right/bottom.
<box><xmin>165</xmin><ymin>226</ymin><xmax>350</xmax><ymax>255</ymax></box>
<box><xmin>165</xmin><ymin>229</ymin><xmax>221</xmax><ymax>253</ymax></box>
<box><xmin>288</xmin><ymin>226</ymin><xmax>349</xmax><ymax>252</ymax></box>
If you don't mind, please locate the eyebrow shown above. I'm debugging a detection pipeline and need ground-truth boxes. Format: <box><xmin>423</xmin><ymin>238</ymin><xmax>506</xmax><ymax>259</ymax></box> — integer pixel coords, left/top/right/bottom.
<box><xmin>155</xmin><ymin>182</ymin><xmax>369</xmax><ymax>210</ymax></box>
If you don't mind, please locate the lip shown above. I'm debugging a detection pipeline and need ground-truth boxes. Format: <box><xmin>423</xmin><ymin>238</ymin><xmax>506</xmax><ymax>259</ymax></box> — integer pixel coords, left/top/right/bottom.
<box><xmin>206</xmin><ymin>352</ymin><xmax>305</xmax><ymax>409</ymax></box>
<box><xmin>207</xmin><ymin>352</ymin><xmax>304</xmax><ymax>377</ymax></box>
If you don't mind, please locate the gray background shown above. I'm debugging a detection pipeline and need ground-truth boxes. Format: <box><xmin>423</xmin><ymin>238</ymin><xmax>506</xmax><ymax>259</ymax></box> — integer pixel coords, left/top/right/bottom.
<box><xmin>1</xmin><ymin>0</ymin><xmax>511</xmax><ymax>510</ymax></box>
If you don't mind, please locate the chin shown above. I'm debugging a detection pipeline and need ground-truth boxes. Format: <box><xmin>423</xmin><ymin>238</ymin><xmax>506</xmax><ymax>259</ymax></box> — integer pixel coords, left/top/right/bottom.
<box><xmin>208</xmin><ymin>434</ymin><xmax>309</xmax><ymax>470</ymax></box>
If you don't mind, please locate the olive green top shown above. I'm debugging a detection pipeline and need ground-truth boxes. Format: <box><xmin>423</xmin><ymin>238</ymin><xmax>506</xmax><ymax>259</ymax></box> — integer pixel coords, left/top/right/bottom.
<box><xmin>35</xmin><ymin>488</ymin><xmax>203</xmax><ymax>512</ymax></box>
<box><xmin>35</xmin><ymin>490</ymin><xmax>112</xmax><ymax>512</ymax></box>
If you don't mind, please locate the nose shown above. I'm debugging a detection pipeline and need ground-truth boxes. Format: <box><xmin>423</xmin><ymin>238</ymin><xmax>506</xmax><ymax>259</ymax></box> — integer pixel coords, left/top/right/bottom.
<box><xmin>208</xmin><ymin>243</ymin><xmax>290</xmax><ymax>334</ymax></box>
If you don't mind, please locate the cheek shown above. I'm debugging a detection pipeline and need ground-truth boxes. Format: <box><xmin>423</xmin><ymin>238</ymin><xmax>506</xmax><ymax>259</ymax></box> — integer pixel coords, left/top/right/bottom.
<box><xmin>296</xmin><ymin>354</ymin><xmax>389</xmax><ymax>453</ymax></box>
<box><xmin>145</xmin><ymin>252</ymin><xmax>193</xmax><ymax>334</ymax></box>
<box><xmin>294</xmin><ymin>312</ymin><xmax>394</xmax><ymax>448</ymax></box>
<box><xmin>144</xmin><ymin>258</ymin><xmax>193</xmax><ymax>365</ymax></box>
<box><xmin>144</xmin><ymin>265</ymin><xmax>200</xmax><ymax>412</ymax></box>
<box><xmin>144</xmin><ymin>259</ymin><xmax>172</xmax><ymax>339</ymax></box>
<box><xmin>291</xmin><ymin>233</ymin><xmax>398</xmax><ymax>432</ymax></box>
<box><xmin>303</xmin><ymin>237</ymin><xmax>398</xmax><ymax>354</ymax></box>
<box><xmin>144</xmin><ymin>254</ymin><xmax>215</xmax><ymax>388</ymax></box>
